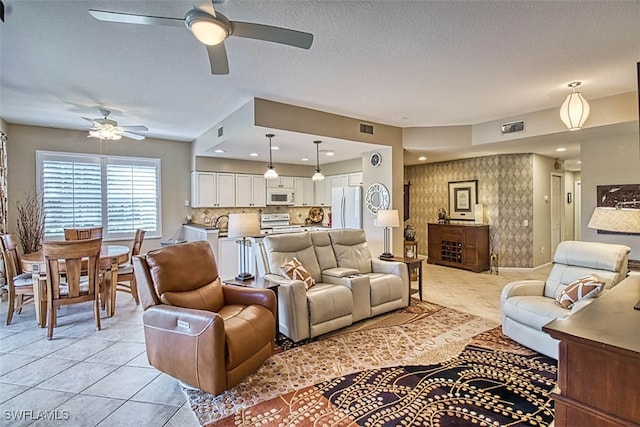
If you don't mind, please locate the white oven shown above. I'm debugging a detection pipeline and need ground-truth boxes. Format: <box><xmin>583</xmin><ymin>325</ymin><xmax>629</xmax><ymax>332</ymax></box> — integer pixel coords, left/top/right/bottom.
<box><xmin>266</xmin><ymin>188</ymin><xmax>295</xmax><ymax>205</ymax></box>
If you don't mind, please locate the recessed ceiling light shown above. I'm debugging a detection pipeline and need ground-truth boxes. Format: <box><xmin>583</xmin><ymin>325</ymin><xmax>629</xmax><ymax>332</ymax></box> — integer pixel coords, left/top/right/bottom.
<box><xmin>214</xmin><ymin>149</ymin><xmax>225</xmax><ymax>153</ymax></box>
<box><xmin>577</xmin><ymin>161</ymin><xmax>582</xmax><ymax>164</ymax></box>
<box><xmin>418</xmin><ymin>156</ymin><xmax>427</xmax><ymax>161</ymax></box>
<box><xmin>555</xmin><ymin>147</ymin><xmax>567</xmax><ymax>152</ymax></box>
<box><xmin>301</xmin><ymin>158</ymin><xmax>309</xmax><ymax>162</ymax></box>
<box><xmin>398</xmin><ymin>116</ymin><xmax>409</xmax><ymax>120</ymax></box>
<box><xmin>271</xmin><ymin>146</ymin><xmax>280</xmax><ymax>150</ymax></box>
<box><xmin>249</xmin><ymin>152</ymin><xmax>258</xmax><ymax>157</ymax></box>
<box><xmin>325</xmin><ymin>151</ymin><xmax>335</xmax><ymax>156</ymax></box>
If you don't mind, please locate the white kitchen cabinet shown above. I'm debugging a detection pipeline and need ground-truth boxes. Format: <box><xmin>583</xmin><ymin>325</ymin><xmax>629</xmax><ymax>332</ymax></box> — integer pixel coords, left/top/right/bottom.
<box><xmin>348</xmin><ymin>172</ymin><xmax>363</xmax><ymax>186</ymax></box>
<box><xmin>294</xmin><ymin>177</ymin><xmax>315</xmax><ymax>206</ymax></box>
<box><xmin>314</xmin><ymin>178</ymin><xmax>331</xmax><ymax>206</ymax></box>
<box><xmin>235</xmin><ymin>174</ymin><xmax>266</xmax><ymax>207</ymax></box>
<box><xmin>191</xmin><ymin>171</ymin><xmax>235</xmax><ymax>207</ymax></box>
<box><xmin>266</xmin><ymin>176</ymin><xmax>294</xmax><ymax>189</ymax></box>
<box><xmin>330</xmin><ymin>174</ymin><xmax>348</xmax><ymax>188</ymax></box>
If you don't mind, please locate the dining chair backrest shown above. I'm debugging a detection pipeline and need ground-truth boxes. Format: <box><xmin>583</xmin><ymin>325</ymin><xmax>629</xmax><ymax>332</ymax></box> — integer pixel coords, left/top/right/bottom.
<box><xmin>0</xmin><ymin>237</ymin><xmax>35</xmax><ymax>325</ymax></box>
<box><xmin>1</xmin><ymin>233</ymin><xmax>24</xmax><ymax>275</ymax></box>
<box><xmin>43</xmin><ymin>237</ymin><xmax>103</xmax><ymax>339</ymax></box>
<box><xmin>64</xmin><ymin>227</ymin><xmax>103</xmax><ymax>241</ymax></box>
<box><xmin>43</xmin><ymin>238</ymin><xmax>102</xmax><ymax>301</ymax></box>
<box><xmin>131</xmin><ymin>229</ymin><xmax>146</xmax><ymax>258</ymax></box>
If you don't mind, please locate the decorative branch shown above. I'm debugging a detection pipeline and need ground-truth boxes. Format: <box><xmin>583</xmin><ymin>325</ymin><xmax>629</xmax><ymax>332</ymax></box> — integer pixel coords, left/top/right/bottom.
<box><xmin>16</xmin><ymin>191</ymin><xmax>45</xmax><ymax>254</ymax></box>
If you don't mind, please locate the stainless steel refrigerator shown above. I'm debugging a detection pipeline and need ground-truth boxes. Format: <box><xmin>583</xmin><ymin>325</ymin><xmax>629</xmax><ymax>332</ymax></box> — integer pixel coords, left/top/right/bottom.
<box><xmin>331</xmin><ymin>186</ymin><xmax>362</xmax><ymax>229</ymax></box>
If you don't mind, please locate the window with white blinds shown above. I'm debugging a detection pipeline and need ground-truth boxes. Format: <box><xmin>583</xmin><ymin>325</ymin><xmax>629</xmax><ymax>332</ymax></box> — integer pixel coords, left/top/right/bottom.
<box><xmin>36</xmin><ymin>151</ymin><xmax>161</xmax><ymax>240</ymax></box>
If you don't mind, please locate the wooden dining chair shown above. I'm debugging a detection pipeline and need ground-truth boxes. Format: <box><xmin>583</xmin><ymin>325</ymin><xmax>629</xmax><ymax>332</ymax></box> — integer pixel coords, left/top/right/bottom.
<box><xmin>43</xmin><ymin>238</ymin><xmax>102</xmax><ymax>340</ymax></box>
<box><xmin>114</xmin><ymin>228</ymin><xmax>146</xmax><ymax>306</ymax></box>
<box><xmin>64</xmin><ymin>227</ymin><xmax>103</xmax><ymax>241</ymax></box>
<box><xmin>1</xmin><ymin>234</ymin><xmax>35</xmax><ymax>325</ymax></box>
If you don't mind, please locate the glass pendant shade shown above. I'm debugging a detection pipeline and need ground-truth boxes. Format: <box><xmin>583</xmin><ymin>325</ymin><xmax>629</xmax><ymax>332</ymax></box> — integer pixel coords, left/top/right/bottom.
<box><xmin>560</xmin><ymin>82</ymin><xmax>590</xmax><ymax>130</ymax></box>
<box><xmin>312</xmin><ymin>170</ymin><xmax>324</xmax><ymax>181</ymax></box>
<box><xmin>264</xmin><ymin>166</ymin><xmax>278</xmax><ymax>179</ymax></box>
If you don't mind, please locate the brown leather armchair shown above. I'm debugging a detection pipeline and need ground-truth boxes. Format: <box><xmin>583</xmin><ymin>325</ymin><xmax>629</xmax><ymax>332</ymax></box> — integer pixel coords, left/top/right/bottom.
<box><xmin>133</xmin><ymin>240</ymin><xmax>276</xmax><ymax>396</ymax></box>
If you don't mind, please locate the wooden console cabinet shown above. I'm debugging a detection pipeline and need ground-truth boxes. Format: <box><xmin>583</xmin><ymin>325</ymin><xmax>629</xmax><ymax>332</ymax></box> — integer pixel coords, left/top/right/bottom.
<box><xmin>427</xmin><ymin>223</ymin><xmax>489</xmax><ymax>272</ymax></box>
<box><xmin>543</xmin><ymin>275</ymin><xmax>640</xmax><ymax>427</ymax></box>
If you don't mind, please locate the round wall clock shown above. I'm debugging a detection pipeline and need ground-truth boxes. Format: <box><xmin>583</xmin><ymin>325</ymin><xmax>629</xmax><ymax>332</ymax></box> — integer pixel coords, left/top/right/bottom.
<box><xmin>369</xmin><ymin>152</ymin><xmax>382</xmax><ymax>167</ymax></box>
<box><xmin>365</xmin><ymin>182</ymin><xmax>390</xmax><ymax>214</ymax></box>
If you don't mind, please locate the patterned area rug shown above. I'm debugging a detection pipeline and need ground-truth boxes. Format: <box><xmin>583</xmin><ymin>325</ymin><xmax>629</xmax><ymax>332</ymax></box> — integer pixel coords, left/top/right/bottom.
<box><xmin>183</xmin><ymin>300</ymin><xmax>556</xmax><ymax>426</ymax></box>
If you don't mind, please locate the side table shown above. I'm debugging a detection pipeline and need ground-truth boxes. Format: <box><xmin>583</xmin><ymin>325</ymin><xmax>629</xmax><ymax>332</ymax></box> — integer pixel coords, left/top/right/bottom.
<box><xmin>379</xmin><ymin>256</ymin><xmax>424</xmax><ymax>304</ymax></box>
<box><xmin>223</xmin><ymin>276</ymin><xmax>282</xmax><ymax>344</ymax></box>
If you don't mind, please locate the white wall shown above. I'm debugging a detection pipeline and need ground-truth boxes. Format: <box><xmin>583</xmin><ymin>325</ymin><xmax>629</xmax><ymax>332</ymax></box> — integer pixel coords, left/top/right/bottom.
<box><xmin>532</xmin><ymin>155</ymin><xmax>555</xmax><ymax>266</ymax></box>
<box><xmin>581</xmin><ymin>132</ymin><xmax>640</xmax><ymax>259</ymax></box>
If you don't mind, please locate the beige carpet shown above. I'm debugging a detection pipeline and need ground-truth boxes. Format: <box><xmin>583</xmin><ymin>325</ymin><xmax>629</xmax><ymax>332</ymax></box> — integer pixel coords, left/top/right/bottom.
<box><xmin>184</xmin><ymin>300</ymin><xmax>499</xmax><ymax>425</ymax></box>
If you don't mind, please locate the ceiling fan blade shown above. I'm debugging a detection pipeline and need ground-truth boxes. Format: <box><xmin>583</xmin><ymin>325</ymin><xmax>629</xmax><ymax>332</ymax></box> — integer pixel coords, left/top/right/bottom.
<box><xmin>230</xmin><ymin>21</ymin><xmax>313</xmax><ymax>49</ymax></box>
<box><xmin>88</xmin><ymin>9</ymin><xmax>185</xmax><ymax>27</ymax></box>
<box><xmin>120</xmin><ymin>131</ymin><xmax>146</xmax><ymax>141</ymax></box>
<box><xmin>81</xmin><ymin>117</ymin><xmax>95</xmax><ymax>123</ymax></box>
<box><xmin>120</xmin><ymin>125</ymin><xmax>149</xmax><ymax>132</ymax></box>
<box><xmin>206</xmin><ymin>43</ymin><xmax>229</xmax><ymax>75</ymax></box>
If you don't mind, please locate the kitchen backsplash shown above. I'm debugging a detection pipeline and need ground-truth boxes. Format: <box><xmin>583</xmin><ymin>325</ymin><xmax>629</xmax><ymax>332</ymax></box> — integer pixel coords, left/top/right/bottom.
<box><xmin>189</xmin><ymin>206</ymin><xmax>332</xmax><ymax>228</ymax></box>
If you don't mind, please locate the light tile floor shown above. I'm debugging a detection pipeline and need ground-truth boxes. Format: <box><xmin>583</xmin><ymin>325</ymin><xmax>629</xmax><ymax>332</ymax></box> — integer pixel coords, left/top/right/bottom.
<box><xmin>0</xmin><ymin>262</ymin><xmax>551</xmax><ymax>426</ymax></box>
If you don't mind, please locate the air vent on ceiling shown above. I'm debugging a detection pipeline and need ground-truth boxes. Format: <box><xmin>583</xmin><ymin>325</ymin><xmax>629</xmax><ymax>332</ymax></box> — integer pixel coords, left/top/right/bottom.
<box><xmin>217</xmin><ymin>126</ymin><xmax>223</xmax><ymax>137</ymax></box>
<box><xmin>360</xmin><ymin>123</ymin><xmax>374</xmax><ymax>135</ymax></box>
<box><xmin>501</xmin><ymin>120</ymin><xmax>525</xmax><ymax>134</ymax></box>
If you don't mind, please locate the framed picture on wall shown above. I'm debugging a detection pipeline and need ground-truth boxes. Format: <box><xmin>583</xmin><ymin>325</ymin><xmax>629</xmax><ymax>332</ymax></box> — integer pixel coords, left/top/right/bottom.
<box><xmin>448</xmin><ymin>180</ymin><xmax>478</xmax><ymax>221</ymax></box>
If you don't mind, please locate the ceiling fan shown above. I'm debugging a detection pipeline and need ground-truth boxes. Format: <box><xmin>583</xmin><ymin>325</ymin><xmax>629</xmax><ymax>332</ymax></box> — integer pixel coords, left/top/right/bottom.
<box><xmin>83</xmin><ymin>108</ymin><xmax>148</xmax><ymax>141</ymax></box>
<box><xmin>88</xmin><ymin>0</ymin><xmax>314</xmax><ymax>75</ymax></box>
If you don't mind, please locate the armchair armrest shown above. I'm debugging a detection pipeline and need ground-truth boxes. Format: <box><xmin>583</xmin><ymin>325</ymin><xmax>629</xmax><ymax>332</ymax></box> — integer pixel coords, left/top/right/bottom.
<box><xmin>222</xmin><ymin>285</ymin><xmax>276</xmax><ymax>319</ymax></box>
<box><xmin>142</xmin><ymin>304</ymin><xmax>226</xmax><ymax>394</ymax></box>
<box><xmin>500</xmin><ymin>280</ymin><xmax>545</xmax><ymax>304</ymax></box>
<box><xmin>372</xmin><ymin>258</ymin><xmax>406</xmax><ymax>277</ymax></box>
<box><xmin>264</xmin><ymin>273</ymin><xmax>311</xmax><ymax>342</ymax></box>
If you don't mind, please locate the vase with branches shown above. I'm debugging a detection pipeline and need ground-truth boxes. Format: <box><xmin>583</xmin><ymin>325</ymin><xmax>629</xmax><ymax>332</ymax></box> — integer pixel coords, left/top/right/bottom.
<box><xmin>16</xmin><ymin>192</ymin><xmax>46</xmax><ymax>254</ymax></box>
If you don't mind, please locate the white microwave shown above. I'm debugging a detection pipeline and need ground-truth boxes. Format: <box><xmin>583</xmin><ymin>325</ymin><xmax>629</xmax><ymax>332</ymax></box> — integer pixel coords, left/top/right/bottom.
<box><xmin>266</xmin><ymin>188</ymin><xmax>295</xmax><ymax>205</ymax></box>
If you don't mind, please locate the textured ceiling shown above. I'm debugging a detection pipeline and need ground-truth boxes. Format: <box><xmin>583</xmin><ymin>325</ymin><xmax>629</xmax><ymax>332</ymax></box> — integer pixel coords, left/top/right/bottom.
<box><xmin>1</xmin><ymin>0</ymin><xmax>638</xmax><ymax>167</ymax></box>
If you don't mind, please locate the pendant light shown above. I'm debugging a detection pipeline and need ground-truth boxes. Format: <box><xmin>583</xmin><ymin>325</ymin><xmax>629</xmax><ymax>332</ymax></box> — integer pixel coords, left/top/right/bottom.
<box><xmin>264</xmin><ymin>133</ymin><xmax>278</xmax><ymax>179</ymax></box>
<box><xmin>560</xmin><ymin>81</ymin><xmax>590</xmax><ymax>131</ymax></box>
<box><xmin>312</xmin><ymin>140</ymin><xmax>325</xmax><ymax>181</ymax></box>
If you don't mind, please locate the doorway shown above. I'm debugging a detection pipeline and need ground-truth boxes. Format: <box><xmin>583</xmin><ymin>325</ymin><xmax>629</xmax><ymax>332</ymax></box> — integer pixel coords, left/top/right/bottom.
<box><xmin>574</xmin><ymin>181</ymin><xmax>581</xmax><ymax>240</ymax></box>
<box><xmin>551</xmin><ymin>173</ymin><xmax>564</xmax><ymax>255</ymax></box>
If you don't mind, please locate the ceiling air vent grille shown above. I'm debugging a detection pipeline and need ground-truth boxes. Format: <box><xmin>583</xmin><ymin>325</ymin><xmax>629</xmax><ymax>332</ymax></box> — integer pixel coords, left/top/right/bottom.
<box><xmin>501</xmin><ymin>121</ymin><xmax>525</xmax><ymax>134</ymax></box>
<box><xmin>217</xmin><ymin>126</ymin><xmax>223</xmax><ymax>137</ymax></box>
<box><xmin>360</xmin><ymin>123</ymin><xmax>374</xmax><ymax>135</ymax></box>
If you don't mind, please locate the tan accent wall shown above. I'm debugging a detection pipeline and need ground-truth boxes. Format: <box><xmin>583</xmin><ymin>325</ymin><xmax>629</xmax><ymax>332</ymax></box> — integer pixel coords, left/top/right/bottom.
<box><xmin>5</xmin><ymin>124</ymin><xmax>191</xmax><ymax>251</ymax></box>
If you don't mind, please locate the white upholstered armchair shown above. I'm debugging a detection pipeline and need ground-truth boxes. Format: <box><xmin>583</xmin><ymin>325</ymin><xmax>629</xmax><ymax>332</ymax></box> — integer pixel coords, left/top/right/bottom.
<box><xmin>500</xmin><ymin>240</ymin><xmax>630</xmax><ymax>359</ymax></box>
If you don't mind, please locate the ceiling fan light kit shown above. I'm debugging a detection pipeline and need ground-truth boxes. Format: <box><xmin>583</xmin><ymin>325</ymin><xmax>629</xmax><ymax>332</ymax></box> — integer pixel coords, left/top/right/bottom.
<box><xmin>560</xmin><ymin>81</ymin><xmax>590</xmax><ymax>131</ymax></box>
<box><xmin>185</xmin><ymin>9</ymin><xmax>229</xmax><ymax>46</ymax></box>
<box><xmin>83</xmin><ymin>108</ymin><xmax>148</xmax><ymax>141</ymax></box>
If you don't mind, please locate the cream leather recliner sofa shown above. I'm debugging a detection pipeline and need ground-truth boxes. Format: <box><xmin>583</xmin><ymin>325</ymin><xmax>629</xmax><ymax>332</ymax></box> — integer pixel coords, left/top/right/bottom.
<box><xmin>258</xmin><ymin>229</ymin><xmax>409</xmax><ymax>342</ymax></box>
<box><xmin>500</xmin><ymin>240</ymin><xmax>630</xmax><ymax>359</ymax></box>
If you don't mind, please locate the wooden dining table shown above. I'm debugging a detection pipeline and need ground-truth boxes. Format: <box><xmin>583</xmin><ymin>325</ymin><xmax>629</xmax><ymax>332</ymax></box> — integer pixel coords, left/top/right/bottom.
<box><xmin>21</xmin><ymin>244</ymin><xmax>130</xmax><ymax>327</ymax></box>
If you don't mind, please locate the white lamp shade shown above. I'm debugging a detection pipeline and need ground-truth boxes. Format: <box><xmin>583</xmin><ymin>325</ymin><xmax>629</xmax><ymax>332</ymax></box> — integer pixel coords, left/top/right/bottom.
<box><xmin>227</xmin><ymin>213</ymin><xmax>260</xmax><ymax>238</ymax></box>
<box><xmin>377</xmin><ymin>209</ymin><xmax>400</xmax><ymax>228</ymax></box>
<box><xmin>312</xmin><ymin>170</ymin><xmax>325</xmax><ymax>181</ymax></box>
<box><xmin>560</xmin><ymin>91</ymin><xmax>590</xmax><ymax>130</ymax></box>
<box><xmin>587</xmin><ymin>207</ymin><xmax>640</xmax><ymax>233</ymax></box>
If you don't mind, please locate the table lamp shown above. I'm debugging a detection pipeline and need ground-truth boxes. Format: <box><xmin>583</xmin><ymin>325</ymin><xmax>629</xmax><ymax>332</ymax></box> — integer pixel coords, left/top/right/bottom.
<box><xmin>227</xmin><ymin>213</ymin><xmax>260</xmax><ymax>281</ymax></box>
<box><xmin>377</xmin><ymin>209</ymin><xmax>399</xmax><ymax>259</ymax></box>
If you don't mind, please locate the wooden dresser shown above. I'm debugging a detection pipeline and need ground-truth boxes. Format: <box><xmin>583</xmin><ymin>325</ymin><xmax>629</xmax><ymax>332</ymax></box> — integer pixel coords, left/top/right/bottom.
<box><xmin>542</xmin><ymin>274</ymin><xmax>640</xmax><ymax>427</ymax></box>
<box><xmin>427</xmin><ymin>223</ymin><xmax>489</xmax><ymax>272</ymax></box>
